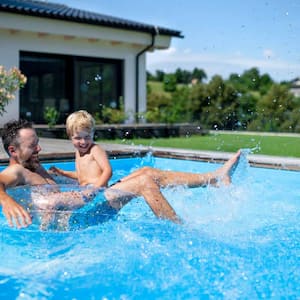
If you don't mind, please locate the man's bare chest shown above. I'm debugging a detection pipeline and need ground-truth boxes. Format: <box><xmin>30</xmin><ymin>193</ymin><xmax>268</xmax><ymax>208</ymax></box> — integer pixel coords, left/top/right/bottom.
<box><xmin>23</xmin><ymin>169</ymin><xmax>55</xmax><ymax>185</ymax></box>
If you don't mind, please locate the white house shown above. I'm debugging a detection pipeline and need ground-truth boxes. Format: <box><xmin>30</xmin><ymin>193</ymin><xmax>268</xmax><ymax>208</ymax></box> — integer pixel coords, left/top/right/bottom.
<box><xmin>290</xmin><ymin>77</ymin><xmax>300</xmax><ymax>98</ymax></box>
<box><xmin>0</xmin><ymin>0</ymin><xmax>182</xmax><ymax>125</ymax></box>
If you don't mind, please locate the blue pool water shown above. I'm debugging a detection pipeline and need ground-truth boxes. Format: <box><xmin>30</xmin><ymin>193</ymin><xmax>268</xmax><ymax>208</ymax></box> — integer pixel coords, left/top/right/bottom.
<box><xmin>0</xmin><ymin>154</ymin><xmax>299</xmax><ymax>299</ymax></box>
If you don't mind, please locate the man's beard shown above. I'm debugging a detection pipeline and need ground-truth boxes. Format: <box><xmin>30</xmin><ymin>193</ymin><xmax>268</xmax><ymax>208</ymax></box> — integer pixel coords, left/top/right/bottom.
<box><xmin>21</xmin><ymin>156</ymin><xmax>40</xmax><ymax>172</ymax></box>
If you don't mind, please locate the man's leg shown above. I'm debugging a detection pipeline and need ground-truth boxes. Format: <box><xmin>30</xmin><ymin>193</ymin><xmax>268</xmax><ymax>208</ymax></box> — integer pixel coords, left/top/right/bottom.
<box><xmin>104</xmin><ymin>173</ymin><xmax>181</xmax><ymax>223</ymax></box>
<box><xmin>32</xmin><ymin>190</ymin><xmax>91</xmax><ymax>230</ymax></box>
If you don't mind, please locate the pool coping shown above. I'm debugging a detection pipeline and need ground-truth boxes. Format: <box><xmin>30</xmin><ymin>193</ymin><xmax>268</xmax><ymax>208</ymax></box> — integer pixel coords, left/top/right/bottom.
<box><xmin>0</xmin><ymin>139</ymin><xmax>299</xmax><ymax>171</ymax></box>
<box><xmin>99</xmin><ymin>144</ymin><xmax>300</xmax><ymax>171</ymax></box>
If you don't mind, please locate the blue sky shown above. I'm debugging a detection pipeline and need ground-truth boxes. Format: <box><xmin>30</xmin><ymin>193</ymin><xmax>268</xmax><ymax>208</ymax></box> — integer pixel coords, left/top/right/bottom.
<box><xmin>50</xmin><ymin>0</ymin><xmax>300</xmax><ymax>82</ymax></box>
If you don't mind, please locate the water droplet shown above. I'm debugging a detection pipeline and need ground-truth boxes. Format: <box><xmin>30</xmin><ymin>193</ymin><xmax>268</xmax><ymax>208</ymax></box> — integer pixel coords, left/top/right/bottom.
<box><xmin>94</xmin><ymin>74</ymin><xmax>102</xmax><ymax>81</ymax></box>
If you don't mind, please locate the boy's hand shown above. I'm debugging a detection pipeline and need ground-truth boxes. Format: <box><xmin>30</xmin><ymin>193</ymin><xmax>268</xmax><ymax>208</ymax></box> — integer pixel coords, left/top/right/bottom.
<box><xmin>48</xmin><ymin>166</ymin><xmax>61</xmax><ymax>175</ymax></box>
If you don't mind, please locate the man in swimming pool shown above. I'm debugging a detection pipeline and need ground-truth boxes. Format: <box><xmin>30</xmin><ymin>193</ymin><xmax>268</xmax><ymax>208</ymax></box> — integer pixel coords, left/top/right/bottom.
<box><xmin>0</xmin><ymin>119</ymin><xmax>241</xmax><ymax>228</ymax></box>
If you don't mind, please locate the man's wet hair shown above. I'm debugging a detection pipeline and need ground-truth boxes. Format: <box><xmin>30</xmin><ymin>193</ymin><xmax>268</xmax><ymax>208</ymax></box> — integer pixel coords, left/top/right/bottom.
<box><xmin>1</xmin><ymin>119</ymin><xmax>33</xmax><ymax>155</ymax></box>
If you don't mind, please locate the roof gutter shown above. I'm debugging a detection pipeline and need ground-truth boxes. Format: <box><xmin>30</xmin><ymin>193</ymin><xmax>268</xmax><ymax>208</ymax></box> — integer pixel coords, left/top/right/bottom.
<box><xmin>135</xmin><ymin>26</ymin><xmax>159</xmax><ymax>122</ymax></box>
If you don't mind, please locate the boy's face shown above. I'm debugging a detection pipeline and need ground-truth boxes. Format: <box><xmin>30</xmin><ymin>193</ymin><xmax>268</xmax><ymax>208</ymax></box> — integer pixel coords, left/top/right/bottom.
<box><xmin>71</xmin><ymin>129</ymin><xmax>94</xmax><ymax>154</ymax></box>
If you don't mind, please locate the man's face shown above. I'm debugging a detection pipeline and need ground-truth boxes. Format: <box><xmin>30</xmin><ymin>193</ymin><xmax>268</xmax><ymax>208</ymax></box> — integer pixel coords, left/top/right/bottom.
<box><xmin>15</xmin><ymin>128</ymin><xmax>41</xmax><ymax>170</ymax></box>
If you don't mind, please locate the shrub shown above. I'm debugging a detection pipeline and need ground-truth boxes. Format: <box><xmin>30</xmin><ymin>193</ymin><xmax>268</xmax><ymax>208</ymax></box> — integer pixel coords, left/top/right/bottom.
<box><xmin>0</xmin><ymin>66</ymin><xmax>27</xmax><ymax>116</ymax></box>
<box><xmin>44</xmin><ymin>106</ymin><xmax>60</xmax><ymax>128</ymax></box>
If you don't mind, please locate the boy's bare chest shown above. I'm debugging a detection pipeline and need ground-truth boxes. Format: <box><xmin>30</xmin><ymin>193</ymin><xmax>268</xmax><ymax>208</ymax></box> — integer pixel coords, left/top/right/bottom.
<box><xmin>77</xmin><ymin>153</ymin><xmax>93</xmax><ymax>166</ymax></box>
<box><xmin>76</xmin><ymin>153</ymin><xmax>98</xmax><ymax>170</ymax></box>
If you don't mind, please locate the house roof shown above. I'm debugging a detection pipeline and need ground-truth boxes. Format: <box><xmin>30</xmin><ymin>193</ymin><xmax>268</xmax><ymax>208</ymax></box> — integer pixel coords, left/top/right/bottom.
<box><xmin>0</xmin><ymin>0</ymin><xmax>183</xmax><ymax>38</ymax></box>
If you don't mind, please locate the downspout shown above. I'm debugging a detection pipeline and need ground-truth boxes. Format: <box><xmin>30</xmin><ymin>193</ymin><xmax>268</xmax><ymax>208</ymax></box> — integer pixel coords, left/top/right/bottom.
<box><xmin>135</xmin><ymin>26</ymin><xmax>159</xmax><ymax>122</ymax></box>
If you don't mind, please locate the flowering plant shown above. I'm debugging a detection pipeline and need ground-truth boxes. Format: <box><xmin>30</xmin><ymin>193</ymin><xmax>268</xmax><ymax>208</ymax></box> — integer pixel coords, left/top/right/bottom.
<box><xmin>0</xmin><ymin>66</ymin><xmax>27</xmax><ymax>116</ymax></box>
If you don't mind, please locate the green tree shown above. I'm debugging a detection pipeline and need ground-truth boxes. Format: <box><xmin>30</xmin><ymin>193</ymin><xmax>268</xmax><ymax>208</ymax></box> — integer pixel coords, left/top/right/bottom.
<box><xmin>241</xmin><ymin>67</ymin><xmax>261</xmax><ymax>91</ymax></box>
<box><xmin>146</xmin><ymin>67</ymin><xmax>299</xmax><ymax>132</ymax></box>
<box><xmin>155</xmin><ymin>70</ymin><xmax>165</xmax><ymax>82</ymax></box>
<box><xmin>259</xmin><ymin>73</ymin><xmax>273</xmax><ymax>95</ymax></box>
<box><xmin>169</xmin><ymin>86</ymin><xmax>192</xmax><ymax>123</ymax></box>
<box><xmin>192</xmin><ymin>68</ymin><xmax>207</xmax><ymax>83</ymax></box>
<box><xmin>146</xmin><ymin>71</ymin><xmax>156</xmax><ymax>81</ymax></box>
<box><xmin>249</xmin><ymin>84</ymin><xmax>296</xmax><ymax>131</ymax></box>
<box><xmin>280</xmin><ymin>106</ymin><xmax>300</xmax><ymax>132</ymax></box>
<box><xmin>202</xmin><ymin>76</ymin><xmax>239</xmax><ymax>130</ymax></box>
<box><xmin>236</xmin><ymin>92</ymin><xmax>259</xmax><ymax>129</ymax></box>
<box><xmin>174</xmin><ymin>68</ymin><xmax>192</xmax><ymax>84</ymax></box>
<box><xmin>188</xmin><ymin>82</ymin><xmax>208</xmax><ymax>122</ymax></box>
<box><xmin>174</xmin><ymin>68</ymin><xmax>184</xmax><ymax>84</ymax></box>
<box><xmin>228</xmin><ymin>68</ymin><xmax>273</xmax><ymax>94</ymax></box>
<box><xmin>145</xmin><ymin>90</ymin><xmax>172</xmax><ymax>123</ymax></box>
<box><xmin>163</xmin><ymin>74</ymin><xmax>177</xmax><ymax>92</ymax></box>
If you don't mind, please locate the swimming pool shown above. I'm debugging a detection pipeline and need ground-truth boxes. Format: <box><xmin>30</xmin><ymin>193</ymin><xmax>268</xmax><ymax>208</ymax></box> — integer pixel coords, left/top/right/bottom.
<box><xmin>0</xmin><ymin>154</ymin><xmax>299</xmax><ymax>299</ymax></box>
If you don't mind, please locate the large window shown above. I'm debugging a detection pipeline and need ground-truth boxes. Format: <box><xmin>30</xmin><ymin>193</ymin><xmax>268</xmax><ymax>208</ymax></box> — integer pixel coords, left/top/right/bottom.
<box><xmin>20</xmin><ymin>52</ymin><xmax>123</xmax><ymax>124</ymax></box>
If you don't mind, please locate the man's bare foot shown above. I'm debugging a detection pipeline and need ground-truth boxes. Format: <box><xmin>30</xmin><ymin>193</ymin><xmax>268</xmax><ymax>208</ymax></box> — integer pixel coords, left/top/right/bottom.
<box><xmin>216</xmin><ymin>150</ymin><xmax>241</xmax><ymax>185</ymax></box>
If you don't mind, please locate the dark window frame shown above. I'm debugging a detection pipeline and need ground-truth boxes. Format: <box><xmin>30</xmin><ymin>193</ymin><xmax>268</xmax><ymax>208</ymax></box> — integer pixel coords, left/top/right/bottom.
<box><xmin>20</xmin><ymin>51</ymin><xmax>124</xmax><ymax>124</ymax></box>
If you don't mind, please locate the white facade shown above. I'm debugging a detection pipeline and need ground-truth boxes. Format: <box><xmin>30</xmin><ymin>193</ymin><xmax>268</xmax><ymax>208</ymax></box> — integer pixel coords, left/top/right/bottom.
<box><xmin>290</xmin><ymin>78</ymin><xmax>300</xmax><ymax>98</ymax></box>
<box><xmin>0</xmin><ymin>12</ymin><xmax>173</xmax><ymax>125</ymax></box>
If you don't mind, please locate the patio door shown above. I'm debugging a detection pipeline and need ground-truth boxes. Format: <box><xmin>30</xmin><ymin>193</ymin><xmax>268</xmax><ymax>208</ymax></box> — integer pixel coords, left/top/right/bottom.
<box><xmin>20</xmin><ymin>51</ymin><xmax>123</xmax><ymax>124</ymax></box>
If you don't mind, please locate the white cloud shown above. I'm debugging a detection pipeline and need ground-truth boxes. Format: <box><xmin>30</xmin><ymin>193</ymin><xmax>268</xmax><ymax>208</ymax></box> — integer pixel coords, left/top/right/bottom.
<box><xmin>161</xmin><ymin>47</ymin><xmax>177</xmax><ymax>55</ymax></box>
<box><xmin>263</xmin><ymin>49</ymin><xmax>275</xmax><ymax>59</ymax></box>
<box><xmin>147</xmin><ymin>48</ymin><xmax>300</xmax><ymax>81</ymax></box>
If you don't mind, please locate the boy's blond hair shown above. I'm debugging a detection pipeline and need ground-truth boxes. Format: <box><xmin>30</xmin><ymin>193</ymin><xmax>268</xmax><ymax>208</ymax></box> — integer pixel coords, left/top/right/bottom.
<box><xmin>66</xmin><ymin>110</ymin><xmax>95</xmax><ymax>137</ymax></box>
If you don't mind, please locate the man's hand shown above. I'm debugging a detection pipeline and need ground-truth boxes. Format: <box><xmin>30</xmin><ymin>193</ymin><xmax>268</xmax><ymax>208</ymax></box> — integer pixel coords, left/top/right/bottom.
<box><xmin>1</xmin><ymin>195</ymin><xmax>32</xmax><ymax>228</ymax></box>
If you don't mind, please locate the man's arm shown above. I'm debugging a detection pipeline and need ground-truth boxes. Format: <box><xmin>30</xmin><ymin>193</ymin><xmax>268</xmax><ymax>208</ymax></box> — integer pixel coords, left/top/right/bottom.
<box><xmin>0</xmin><ymin>170</ymin><xmax>32</xmax><ymax>228</ymax></box>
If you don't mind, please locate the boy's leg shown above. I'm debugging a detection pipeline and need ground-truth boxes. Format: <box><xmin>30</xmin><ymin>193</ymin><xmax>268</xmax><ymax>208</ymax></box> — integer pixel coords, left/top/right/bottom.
<box><xmin>104</xmin><ymin>150</ymin><xmax>241</xmax><ymax>223</ymax></box>
<box><xmin>121</xmin><ymin>150</ymin><xmax>241</xmax><ymax>188</ymax></box>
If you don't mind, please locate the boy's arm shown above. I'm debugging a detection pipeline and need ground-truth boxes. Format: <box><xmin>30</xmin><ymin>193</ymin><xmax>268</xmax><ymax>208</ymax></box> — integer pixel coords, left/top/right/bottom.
<box><xmin>92</xmin><ymin>145</ymin><xmax>112</xmax><ymax>188</ymax></box>
<box><xmin>0</xmin><ymin>169</ymin><xmax>32</xmax><ymax>228</ymax></box>
<box><xmin>49</xmin><ymin>166</ymin><xmax>78</xmax><ymax>179</ymax></box>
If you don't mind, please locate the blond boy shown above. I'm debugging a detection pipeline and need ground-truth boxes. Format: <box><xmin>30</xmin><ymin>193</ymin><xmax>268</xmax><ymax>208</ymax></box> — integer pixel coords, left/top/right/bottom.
<box><xmin>50</xmin><ymin>110</ymin><xmax>112</xmax><ymax>188</ymax></box>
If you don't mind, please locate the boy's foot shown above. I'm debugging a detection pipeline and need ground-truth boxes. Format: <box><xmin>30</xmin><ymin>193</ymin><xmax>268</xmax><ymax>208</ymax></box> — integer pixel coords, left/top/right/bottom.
<box><xmin>216</xmin><ymin>150</ymin><xmax>241</xmax><ymax>185</ymax></box>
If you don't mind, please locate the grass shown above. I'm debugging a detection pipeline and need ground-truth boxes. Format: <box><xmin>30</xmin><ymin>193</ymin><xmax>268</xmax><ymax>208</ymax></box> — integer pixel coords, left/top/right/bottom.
<box><xmin>148</xmin><ymin>81</ymin><xmax>166</xmax><ymax>93</ymax></box>
<box><xmin>100</xmin><ymin>133</ymin><xmax>300</xmax><ymax>158</ymax></box>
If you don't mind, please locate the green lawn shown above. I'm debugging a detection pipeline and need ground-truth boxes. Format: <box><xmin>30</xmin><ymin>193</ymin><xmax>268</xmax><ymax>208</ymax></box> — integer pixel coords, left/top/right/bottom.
<box><xmin>148</xmin><ymin>81</ymin><xmax>165</xmax><ymax>93</ymax></box>
<box><xmin>100</xmin><ymin>133</ymin><xmax>300</xmax><ymax>158</ymax></box>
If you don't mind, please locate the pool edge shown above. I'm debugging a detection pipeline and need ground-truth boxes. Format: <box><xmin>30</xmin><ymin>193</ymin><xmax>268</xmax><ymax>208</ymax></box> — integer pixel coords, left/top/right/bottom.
<box><xmin>0</xmin><ymin>141</ymin><xmax>299</xmax><ymax>171</ymax></box>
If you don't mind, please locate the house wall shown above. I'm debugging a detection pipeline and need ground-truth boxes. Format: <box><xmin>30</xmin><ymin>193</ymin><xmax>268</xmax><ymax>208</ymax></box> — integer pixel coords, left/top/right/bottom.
<box><xmin>290</xmin><ymin>78</ymin><xmax>300</xmax><ymax>98</ymax></box>
<box><xmin>290</xmin><ymin>87</ymin><xmax>300</xmax><ymax>98</ymax></box>
<box><xmin>0</xmin><ymin>12</ymin><xmax>172</xmax><ymax>125</ymax></box>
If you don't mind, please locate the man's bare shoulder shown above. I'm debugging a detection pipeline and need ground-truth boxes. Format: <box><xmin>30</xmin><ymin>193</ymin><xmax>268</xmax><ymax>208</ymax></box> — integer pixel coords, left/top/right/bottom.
<box><xmin>0</xmin><ymin>163</ymin><xmax>52</xmax><ymax>187</ymax></box>
<box><xmin>1</xmin><ymin>164</ymin><xmax>24</xmax><ymax>175</ymax></box>
<box><xmin>0</xmin><ymin>164</ymin><xmax>25</xmax><ymax>186</ymax></box>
